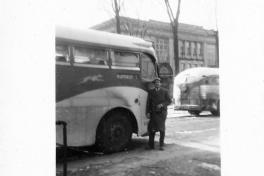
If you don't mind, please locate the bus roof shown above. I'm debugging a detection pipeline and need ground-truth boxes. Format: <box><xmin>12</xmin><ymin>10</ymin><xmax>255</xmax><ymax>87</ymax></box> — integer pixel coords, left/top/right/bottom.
<box><xmin>56</xmin><ymin>26</ymin><xmax>156</xmax><ymax>55</ymax></box>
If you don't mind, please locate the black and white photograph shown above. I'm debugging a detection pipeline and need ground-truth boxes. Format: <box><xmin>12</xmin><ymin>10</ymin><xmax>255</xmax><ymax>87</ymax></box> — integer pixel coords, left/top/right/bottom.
<box><xmin>55</xmin><ymin>0</ymin><xmax>220</xmax><ymax>175</ymax></box>
<box><xmin>1</xmin><ymin>0</ymin><xmax>264</xmax><ymax>176</ymax></box>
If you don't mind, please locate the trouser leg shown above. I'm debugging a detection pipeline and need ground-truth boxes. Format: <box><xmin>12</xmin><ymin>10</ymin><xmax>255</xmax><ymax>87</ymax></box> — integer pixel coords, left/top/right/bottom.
<box><xmin>159</xmin><ymin>131</ymin><xmax>165</xmax><ymax>147</ymax></box>
<box><xmin>148</xmin><ymin>131</ymin><xmax>155</xmax><ymax>148</ymax></box>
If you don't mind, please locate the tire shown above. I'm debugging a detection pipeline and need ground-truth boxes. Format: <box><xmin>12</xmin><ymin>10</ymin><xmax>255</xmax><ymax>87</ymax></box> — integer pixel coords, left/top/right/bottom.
<box><xmin>96</xmin><ymin>111</ymin><xmax>132</xmax><ymax>153</ymax></box>
<box><xmin>188</xmin><ymin>110</ymin><xmax>201</xmax><ymax>116</ymax></box>
<box><xmin>211</xmin><ymin>101</ymin><xmax>220</xmax><ymax>116</ymax></box>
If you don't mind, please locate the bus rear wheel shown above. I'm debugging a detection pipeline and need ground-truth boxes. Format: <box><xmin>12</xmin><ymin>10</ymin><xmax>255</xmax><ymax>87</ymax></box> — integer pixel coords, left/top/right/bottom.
<box><xmin>96</xmin><ymin>112</ymin><xmax>132</xmax><ymax>153</ymax></box>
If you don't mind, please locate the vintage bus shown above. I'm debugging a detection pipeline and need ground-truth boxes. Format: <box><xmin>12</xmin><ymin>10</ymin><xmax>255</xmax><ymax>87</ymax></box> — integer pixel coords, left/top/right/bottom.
<box><xmin>56</xmin><ymin>26</ymin><xmax>159</xmax><ymax>153</ymax></box>
<box><xmin>173</xmin><ymin>67</ymin><xmax>220</xmax><ymax>116</ymax></box>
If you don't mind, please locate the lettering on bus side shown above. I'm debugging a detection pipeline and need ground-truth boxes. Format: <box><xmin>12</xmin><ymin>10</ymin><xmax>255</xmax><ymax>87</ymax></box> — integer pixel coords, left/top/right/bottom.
<box><xmin>116</xmin><ymin>74</ymin><xmax>136</xmax><ymax>80</ymax></box>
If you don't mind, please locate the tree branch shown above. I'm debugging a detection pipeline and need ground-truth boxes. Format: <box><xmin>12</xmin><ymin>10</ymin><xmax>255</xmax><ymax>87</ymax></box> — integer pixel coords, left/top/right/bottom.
<box><xmin>175</xmin><ymin>0</ymin><xmax>181</xmax><ymax>22</ymax></box>
<box><xmin>164</xmin><ymin>0</ymin><xmax>175</xmax><ymax>28</ymax></box>
<box><xmin>111</xmin><ymin>0</ymin><xmax>115</xmax><ymax>12</ymax></box>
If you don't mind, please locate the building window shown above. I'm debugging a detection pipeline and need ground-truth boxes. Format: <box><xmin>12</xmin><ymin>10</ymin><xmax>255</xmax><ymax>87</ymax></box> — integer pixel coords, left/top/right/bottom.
<box><xmin>187</xmin><ymin>41</ymin><xmax>191</xmax><ymax>57</ymax></box>
<box><xmin>197</xmin><ymin>42</ymin><xmax>203</xmax><ymax>59</ymax></box>
<box><xmin>180</xmin><ymin>40</ymin><xmax>185</xmax><ymax>57</ymax></box>
<box><xmin>191</xmin><ymin>42</ymin><xmax>195</xmax><ymax>58</ymax></box>
<box><xmin>184</xmin><ymin>41</ymin><xmax>189</xmax><ymax>57</ymax></box>
<box><xmin>199</xmin><ymin>43</ymin><xmax>203</xmax><ymax>57</ymax></box>
<box><xmin>206</xmin><ymin>44</ymin><xmax>216</xmax><ymax>66</ymax></box>
<box><xmin>178</xmin><ymin>40</ymin><xmax>183</xmax><ymax>58</ymax></box>
<box><xmin>154</xmin><ymin>38</ymin><xmax>169</xmax><ymax>63</ymax></box>
<box><xmin>193</xmin><ymin>42</ymin><xmax>197</xmax><ymax>57</ymax></box>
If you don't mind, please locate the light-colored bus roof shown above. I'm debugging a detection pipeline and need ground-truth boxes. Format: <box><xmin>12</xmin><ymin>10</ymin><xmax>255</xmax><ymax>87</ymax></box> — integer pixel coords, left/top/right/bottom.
<box><xmin>56</xmin><ymin>26</ymin><xmax>155</xmax><ymax>54</ymax></box>
<box><xmin>174</xmin><ymin>67</ymin><xmax>219</xmax><ymax>85</ymax></box>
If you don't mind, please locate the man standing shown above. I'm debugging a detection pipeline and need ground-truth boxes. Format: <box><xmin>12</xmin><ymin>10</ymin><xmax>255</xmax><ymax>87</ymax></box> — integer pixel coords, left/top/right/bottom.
<box><xmin>146</xmin><ymin>77</ymin><xmax>172</xmax><ymax>150</ymax></box>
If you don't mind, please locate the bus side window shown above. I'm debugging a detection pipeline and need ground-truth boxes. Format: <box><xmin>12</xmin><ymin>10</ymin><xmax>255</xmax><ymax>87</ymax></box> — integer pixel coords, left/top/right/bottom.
<box><xmin>111</xmin><ymin>51</ymin><xmax>139</xmax><ymax>68</ymax></box>
<box><xmin>56</xmin><ymin>45</ymin><xmax>69</xmax><ymax>62</ymax></box>
<box><xmin>140</xmin><ymin>54</ymin><xmax>156</xmax><ymax>81</ymax></box>
<box><xmin>73</xmin><ymin>46</ymin><xmax>108</xmax><ymax>65</ymax></box>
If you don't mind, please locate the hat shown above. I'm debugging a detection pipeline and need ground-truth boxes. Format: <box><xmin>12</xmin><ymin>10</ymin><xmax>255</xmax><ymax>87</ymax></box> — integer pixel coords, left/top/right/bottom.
<box><xmin>152</xmin><ymin>77</ymin><xmax>161</xmax><ymax>83</ymax></box>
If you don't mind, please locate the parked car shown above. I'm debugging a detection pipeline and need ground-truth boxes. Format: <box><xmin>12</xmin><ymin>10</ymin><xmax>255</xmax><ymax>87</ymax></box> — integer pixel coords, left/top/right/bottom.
<box><xmin>173</xmin><ymin>67</ymin><xmax>220</xmax><ymax>116</ymax></box>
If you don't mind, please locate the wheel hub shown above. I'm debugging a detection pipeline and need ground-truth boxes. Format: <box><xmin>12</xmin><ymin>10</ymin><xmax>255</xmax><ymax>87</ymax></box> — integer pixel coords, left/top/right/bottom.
<box><xmin>111</xmin><ymin>125</ymin><xmax>124</xmax><ymax>138</ymax></box>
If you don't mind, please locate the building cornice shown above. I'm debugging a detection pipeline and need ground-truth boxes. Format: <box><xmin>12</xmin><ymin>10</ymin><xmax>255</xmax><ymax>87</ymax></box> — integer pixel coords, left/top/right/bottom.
<box><xmin>91</xmin><ymin>16</ymin><xmax>217</xmax><ymax>38</ymax></box>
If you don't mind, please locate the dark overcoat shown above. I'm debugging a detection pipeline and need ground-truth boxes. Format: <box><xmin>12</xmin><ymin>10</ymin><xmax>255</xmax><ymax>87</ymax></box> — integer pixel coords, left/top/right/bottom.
<box><xmin>147</xmin><ymin>88</ymin><xmax>171</xmax><ymax>132</ymax></box>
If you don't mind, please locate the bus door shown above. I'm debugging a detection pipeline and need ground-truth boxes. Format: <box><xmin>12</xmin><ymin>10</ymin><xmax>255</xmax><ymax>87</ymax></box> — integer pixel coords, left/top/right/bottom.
<box><xmin>109</xmin><ymin>50</ymin><xmax>145</xmax><ymax>133</ymax></box>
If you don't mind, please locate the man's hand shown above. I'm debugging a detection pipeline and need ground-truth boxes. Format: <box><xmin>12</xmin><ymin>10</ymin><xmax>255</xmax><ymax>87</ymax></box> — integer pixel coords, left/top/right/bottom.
<box><xmin>157</xmin><ymin>104</ymin><xmax>163</xmax><ymax>109</ymax></box>
<box><xmin>146</xmin><ymin>113</ymin><xmax>150</xmax><ymax>119</ymax></box>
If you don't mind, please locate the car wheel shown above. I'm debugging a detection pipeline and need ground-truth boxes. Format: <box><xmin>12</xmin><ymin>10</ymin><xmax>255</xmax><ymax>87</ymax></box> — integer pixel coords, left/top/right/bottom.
<box><xmin>211</xmin><ymin>101</ymin><xmax>220</xmax><ymax>116</ymax></box>
<box><xmin>188</xmin><ymin>110</ymin><xmax>201</xmax><ymax>116</ymax></box>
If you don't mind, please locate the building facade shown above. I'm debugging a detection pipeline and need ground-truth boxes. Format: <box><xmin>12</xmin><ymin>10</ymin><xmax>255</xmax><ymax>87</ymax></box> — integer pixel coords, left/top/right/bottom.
<box><xmin>92</xmin><ymin>17</ymin><xmax>218</xmax><ymax>75</ymax></box>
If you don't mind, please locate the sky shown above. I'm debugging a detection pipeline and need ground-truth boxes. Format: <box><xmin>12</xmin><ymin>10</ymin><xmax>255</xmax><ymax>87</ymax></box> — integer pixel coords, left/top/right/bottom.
<box><xmin>56</xmin><ymin>0</ymin><xmax>218</xmax><ymax>30</ymax></box>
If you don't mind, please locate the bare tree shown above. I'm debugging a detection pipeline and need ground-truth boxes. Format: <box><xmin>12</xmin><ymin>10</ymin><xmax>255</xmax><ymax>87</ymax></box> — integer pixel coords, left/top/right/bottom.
<box><xmin>112</xmin><ymin>0</ymin><xmax>123</xmax><ymax>34</ymax></box>
<box><xmin>99</xmin><ymin>0</ymin><xmax>123</xmax><ymax>34</ymax></box>
<box><xmin>164</xmin><ymin>0</ymin><xmax>181</xmax><ymax>75</ymax></box>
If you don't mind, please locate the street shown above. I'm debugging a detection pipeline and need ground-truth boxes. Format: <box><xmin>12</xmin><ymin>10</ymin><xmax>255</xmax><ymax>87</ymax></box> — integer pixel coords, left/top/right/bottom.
<box><xmin>57</xmin><ymin>109</ymin><xmax>220</xmax><ymax>176</ymax></box>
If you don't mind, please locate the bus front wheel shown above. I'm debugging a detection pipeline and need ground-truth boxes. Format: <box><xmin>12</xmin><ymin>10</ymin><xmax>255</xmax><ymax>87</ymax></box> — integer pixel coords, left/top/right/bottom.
<box><xmin>96</xmin><ymin>112</ymin><xmax>132</xmax><ymax>153</ymax></box>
